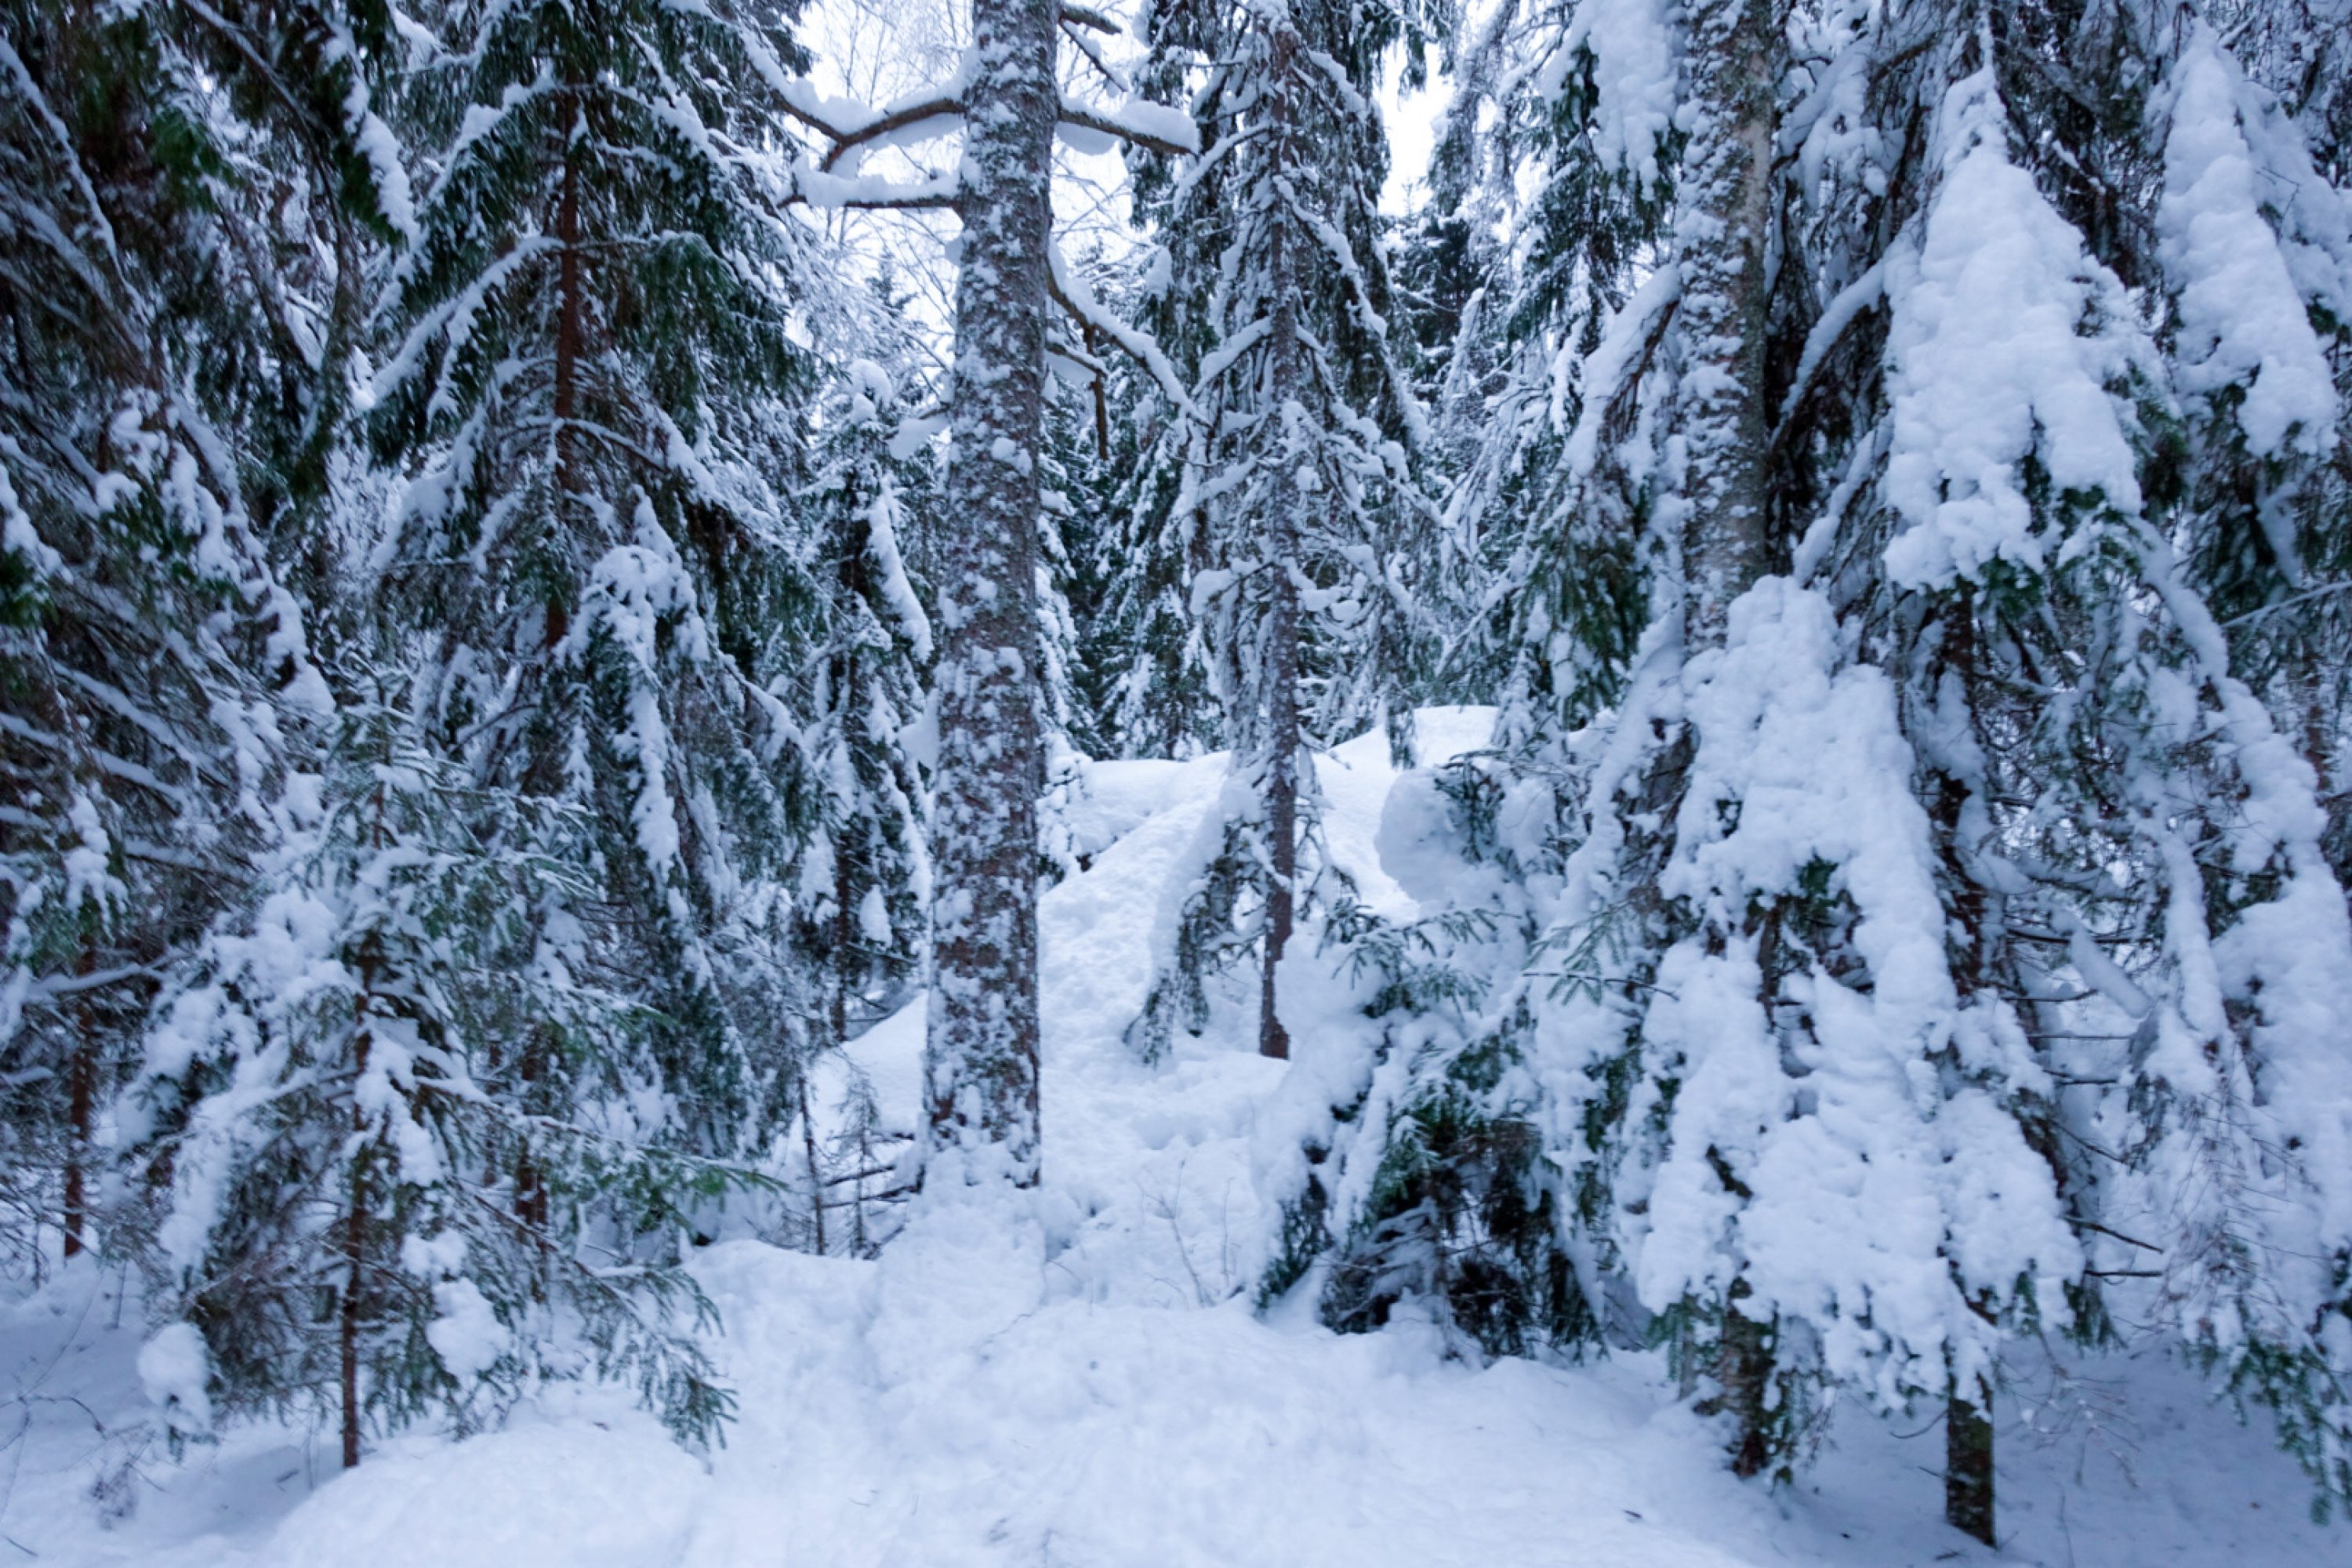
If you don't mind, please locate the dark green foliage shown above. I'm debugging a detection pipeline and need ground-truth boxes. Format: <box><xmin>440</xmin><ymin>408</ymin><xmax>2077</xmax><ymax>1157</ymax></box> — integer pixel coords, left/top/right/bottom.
<box><xmin>132</xmin><ymin>687</ymin><xmax>754</xmax><ymax>1453</ymax></box>
<box><xmin>370</xmin><ymin>0</ymin><xmax>824</xmax><ymax>1171</ymax></box>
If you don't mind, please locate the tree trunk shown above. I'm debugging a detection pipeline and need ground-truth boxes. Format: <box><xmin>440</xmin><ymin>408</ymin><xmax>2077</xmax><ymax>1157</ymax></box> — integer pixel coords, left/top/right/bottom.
<box><xmin>62</xmin><ymin>947</ymin><xmax>94</xmax><ymax>1259</ymax></box>
<box><xmin>800</xmin><ymin>1068</ymin><xmax>826</xmax><ymax>1254</ymax></box>
<box><xmin>340</xmin><ymin>1192</ymin><xmax>365</xmax><ymax>1469</ymax></box>
<box><xmin>924</xmin><ymin>0</ymin><xmax>1052</xmax><ymax>1185</ymax></box>
<box><xmin>1719</xmin><ymin>1281</ymin><xmax>1774</xmax><ymax>1479</ymax></box>
<box><xmin>1947</xmin><ymin>1374</ymin><xmax>1995</xmax><ymax>1546</ymax></box>
<box><xmin>1675</xmin><ymin>0</ymin><xmax>1778</xmax><ymax>645</ymax></box>
<box><xmin>1678</xmin><ymin>0</ymin><xmax>1781</xmax><ymax>1475</ymax></box>
<box><xmin>1258</xmin><ymin>20</ymin><xmax>1303</xmax><ymax>1063</ymax></box>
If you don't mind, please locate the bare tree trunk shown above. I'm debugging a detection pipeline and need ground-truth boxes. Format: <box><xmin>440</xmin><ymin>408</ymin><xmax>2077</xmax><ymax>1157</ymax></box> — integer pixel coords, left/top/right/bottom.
<box><xmin>62</xmin><ymin>949</ymin><xmax>93</xmax><ymax>1258</ymax></box>
<box><xmin>800</xmin><ymin>1069</ymin><xmax>826</xmax><ymax>1254</ymax></box>
<box><xmin>340</xmin><ymin>1192</ymin><xmax>365</xmax><ymax>1469</ymax></box>
<box><xmin>1947</xmin><ymin>1374</ymin><xmax>1995</xmax><ymax>1546</ymax></box>
<box><xmin>1257</xmin><ymin>20</ymin><xmax>1303</xmax><ymax>1063</ymax></box>
<box><xmin>1719</xmin><ymin>1283</ymin><xmax>1773</xmax><ymax>1479</ymax></box>
<box><xmin>1675</xmin><ymin>0</ymin><xmax>1777</xmax><ymax>646</ymax></box>
<box><xmin>923</xmin><ymin>0</ymin><xmax>1053</xmax><ymax>1185</ymax></box>
<box><xmin>1676</xmin><ymin>0</ymin><xmax>1781</xmax><ymax>1476</ymax></box>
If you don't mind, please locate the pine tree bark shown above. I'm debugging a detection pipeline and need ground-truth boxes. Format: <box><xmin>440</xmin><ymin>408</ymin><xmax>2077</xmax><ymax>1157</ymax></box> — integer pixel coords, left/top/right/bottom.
<box><xmin>1719</xmin><ymin>1280</ymin><xmax>1773</xmax><ymax>1479</ymax></box>
<box><xmin>924</xmin><ymin>0</ymin><xmax>1052</xmax><ymax>1185</ymax></box>
<box><xmin>1675</xmin><ymin>0</ymin><xmax>1778</xmax><ymax>645</ymax></box>
<box><xmin>1676</xmin><ymin>0</ymin><xmax>1781</xmax><ymax>1475</ymax></box>
<box><xmin>1947</xmin><ymin>1374</ymin><xmax>1995</xmax><ymax>1546</ymax></box>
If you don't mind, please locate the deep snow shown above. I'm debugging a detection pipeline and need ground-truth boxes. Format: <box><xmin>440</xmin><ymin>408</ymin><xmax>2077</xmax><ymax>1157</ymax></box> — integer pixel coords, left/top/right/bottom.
<box><xmin>4</xmin><ymin>710</ymin><xmax>2346</xmax><ymax>1567</ymax></box>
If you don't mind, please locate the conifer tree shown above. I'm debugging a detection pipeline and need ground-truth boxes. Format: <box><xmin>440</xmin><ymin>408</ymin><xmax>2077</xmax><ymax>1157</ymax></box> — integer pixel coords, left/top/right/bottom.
<box><xmin>801</xmin><ymin>358</ymin><xmax>931</xmax><ymax>1051</ymax></box>
<box><xmin>0</xmin><ymin>0</ymin><xmax>371</xmax><ymax>1269</ymax></box>
<box><xmin>134</xmin><ymin>680</ymin><xmax>735</xmax><ymax>1465</ymax></box>
<box><xmin>369</xmin><ymin>0</ymin><xmax>823</xmax><ymax>1174</ymax></box>
<box><xmin>1277</xmin><ymin>3</ymin><xmax>2352</xmax><ymax>1538</ymax></box>
<box><xmin>1122</xmin><ymin>0</ymin><xmax>1435</xmax><ymax>1065</ymax></box>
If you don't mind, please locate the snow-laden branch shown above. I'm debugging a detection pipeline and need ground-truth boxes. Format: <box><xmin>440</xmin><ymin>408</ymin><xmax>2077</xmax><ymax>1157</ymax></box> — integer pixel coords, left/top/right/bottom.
<box><xmin>1776</xmin><ymin>260</ymin><xmax>1885</xmax><ymax>434</ymax></box>
<box><xmin>776</xmin><ymin>43</ymin><xmax>1196</xmax><ymax>186</ymax></box>
<box><xmin>817</xmin><ymin>94</ymin><xmax>968</xmax><ymax>173</ymax></box>
<box><xmin>1058</xmin><ymin>96</ymin><xmax>1200</xmax><ymax>158</ymax></box>
<box><xmin>792</xmin><ymin>165</ymin><xmax>959</xmax><ymax>212</ymax></box>
<box><xmin>1046</xmin><ymin>249</ymin><xmax>1199</xmax><ymax>421</ymax></box>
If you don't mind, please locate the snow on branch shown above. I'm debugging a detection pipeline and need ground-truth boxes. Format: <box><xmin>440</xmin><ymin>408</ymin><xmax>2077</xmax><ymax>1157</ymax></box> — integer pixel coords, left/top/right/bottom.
<box><xmin>775</xmin><ymin>44</ymin><xmax>1194</xmax><ymax>189</ymax></box>
<box><xmin>1062</xmin><ymin>94</ymin><xmax>1200</xmax><ymax>158</ymax></box>
<box><xmin>1047</xmin><ymin>249</ymin><xmax>1198</xmax><ymax>420</ymax></box>
<box><xmin>817</xmin><ymin>93</ymin><xmax>969</xmax><ymax>173</ymax></box>
<box><xmin>792</xmin><ymin>166</ymin><xmax>959</xmax><ymax>212</ymax></box>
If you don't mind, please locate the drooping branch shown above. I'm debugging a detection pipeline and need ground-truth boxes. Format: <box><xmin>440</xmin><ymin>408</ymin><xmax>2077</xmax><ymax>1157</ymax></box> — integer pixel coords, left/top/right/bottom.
<box><xmin>1045</xmin><ymin>247</ymin><xmax>1197</xmax><ymax>419</ymax></box>
<box><xmin>1057</xmin><ymin>97</ymin><xmax>1198</xmax><ymax>158</ymax></box>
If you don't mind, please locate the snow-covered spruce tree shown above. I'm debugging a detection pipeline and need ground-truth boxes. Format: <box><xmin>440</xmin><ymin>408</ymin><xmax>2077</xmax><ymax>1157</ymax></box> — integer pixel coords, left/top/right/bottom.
<box><xmin>1093</xmin><ymin>194</ymin><xmax>1231</xmax><ymax>764</ymax></box>
<box><xmin>2151</xmin><ymin>13</ymin><xmax>2352</xmax><ymax>885</ymax></box>
<box><xmin>1122</xmin><ymin>0</ymin><xmax>1436</xmax><ymax>1066</ymax></box>
<box><xmin>0</xmin><ymin>0</ymin><xmax>380</xmax><ymax>1271</ymax></box>
<box><xmin>804</xmin><ymin>359</ymin><xmax>933</xmax><ymax>1041</ymax></box>
<box><xmin>369</xmin><ymin>0</ymin><xmax>823</xmax><ymax>1176</ymax></box>
<box><xmin>134</xmin><ymin>678</ymin><xmax>737</xmax><ymax>1465</ymax></box>
<box><xmin>1034</xmin><ymin>367</ymin><xmax>1104</xmax><ymax>880</ymax></box>
<box><xmin>1283</xmin><ymin>0</ymin><xmax>2352</xmax><ymax>1534</ymax></box>
<box><xmin>793</xmin><ymin>359</ymin><xmax>931</xmax><ymax>1245</ymax></box>
<box><xmin>1055</xmin><ymin>251</ymin><xmax>1163</xmax><ymax>762</ymax></box>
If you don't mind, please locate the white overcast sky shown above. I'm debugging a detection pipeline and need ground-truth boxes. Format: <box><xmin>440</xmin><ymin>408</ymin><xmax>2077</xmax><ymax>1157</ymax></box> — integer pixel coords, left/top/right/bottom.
<box><xmin>790</xmin><ymin>0</ymin><xmax>1446</xmax><ymax>357</ymax></box>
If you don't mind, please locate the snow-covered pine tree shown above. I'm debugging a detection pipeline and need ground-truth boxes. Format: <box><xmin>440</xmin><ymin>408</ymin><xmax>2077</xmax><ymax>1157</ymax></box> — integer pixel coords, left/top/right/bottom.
<box><xmin>1122</xmin><ymin>0</ymin><xmax>1436</xmax><ymax>1066</ymax></box>
<box><xmin>133</xmin><ymin>676</ymin><xmax>737</xmax><ymax>1465</ymax></box>
<box><xmin>794</xmin><ymin>357</ymin><xmax>931</xmax><ymax>1244</ymax></box>
<box><xmin>0</xmin><ymin>0</ymin><xmax>368</xmax><ymax>1271</ymax></box>
<box><xmin>2152</xmin><ymin>11</ymin><xmax>2352</xmax><ymax>887</ymax></box>
<box><xmin>369</xmin><ymin>0</ymin><xmax>823</xmax><ymax>1177</ymax></box>
<box><xmin>1093</xmin><ymin>202</ymin><xmax>1229</xmax><ymax>764</ymax></box>
<box><xmin>804</xmin><ymin>358</ymin><xmax>932</xmax><ymax>1049</ymax></box>
<box><xmin>1034</xmin><ymin>364</ymin><xmax>1104</xmax><ymax>881</ymax></box>
<box><xmin>1290</xmin><ymin>0</ymin><xmax>2352</xmax><ymax>1536</ymax></box>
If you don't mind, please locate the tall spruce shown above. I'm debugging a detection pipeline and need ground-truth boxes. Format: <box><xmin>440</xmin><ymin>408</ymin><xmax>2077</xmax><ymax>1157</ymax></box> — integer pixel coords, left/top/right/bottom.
<box><xmin>1121</xmin><ymin>0</ymin><xmax>1435</xmax><ymax>1066</ymax></box>
<box><xmin>1</xmin><ymin>0</ymin><xmax>378</xmax><ymax>1273</ymax></box>
<box><xmin>368</xmin><ymin>0</ymin><xmax>822</xmax><ymax>1168</ymax></box>
<box><xmin>119</xmin><ymin>0</ymin><xmax>833</xmax><ymax>1462</ymax></box>
<box><xmin>920</xmin><ymin>0</ymin><xmax>1055</xmax><ymax>1185</ymax></box>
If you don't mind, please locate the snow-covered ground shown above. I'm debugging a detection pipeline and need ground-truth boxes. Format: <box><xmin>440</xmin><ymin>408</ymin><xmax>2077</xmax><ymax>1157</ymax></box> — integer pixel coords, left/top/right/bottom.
<box><xmin>5</xmin><ymin>710</ymin><xmax>2345</xmax><ymax>1566</ymax></box>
